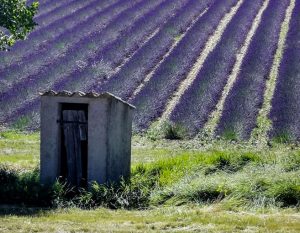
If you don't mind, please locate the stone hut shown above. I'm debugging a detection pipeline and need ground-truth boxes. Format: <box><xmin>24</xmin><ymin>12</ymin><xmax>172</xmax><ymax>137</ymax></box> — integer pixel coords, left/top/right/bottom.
<box><xmin>40</xmin><ymin>90</ymin><xmax>135</xmax><ymax>187</ymax></box>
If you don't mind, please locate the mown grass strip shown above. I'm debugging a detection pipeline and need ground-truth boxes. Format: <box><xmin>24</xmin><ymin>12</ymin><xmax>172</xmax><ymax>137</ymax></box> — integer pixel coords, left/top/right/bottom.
<box><xmin>130</xmin><ymin>0</ymin><xmax>240</xmax><ymax>131</ymax></box>
<box><xmin>202</xmin><ymin>0</ymin><xmax>270</xmax><ymax>137</ymax></box>
<box><xmin>128</xmin><ymin>7</ymin><xmax>209</xmax><ymax>101</ymax></box>
<box><xmin>91</xmin><ymin>0</ymin><xmax>212</xmax><ymax>102</ymax></box>
<box><xmin>0</xmin><ymin>0</ymin><xmax>111</xmax><ymax>70</ymax></box>
<box><xmin>250</xmin><ymin>0</ymin><xmax>296</xmax><ymax>144</ymax></box>
<box><xmin>269</xmin><ymin>0</ymin><xmax>300</xmax><ymax>142</ymax></box>
<box><xmin>158</xmin><ymin>0</ymin><xmax>244</xmax><ymax>125</ymax></box>
<box><xmin>0</xmin><ymin>0</ymin><xmax>163</xmax><ymax>124</ymax></box>
<box><xmin>168</xmin><ymin>0</ymin><xmax>266</xmax><ymax>137</ymax></box>
<box><xmin>216</xmin><ymin>0</ymin><xmax>290</xmax><ymax>140</ymax></box>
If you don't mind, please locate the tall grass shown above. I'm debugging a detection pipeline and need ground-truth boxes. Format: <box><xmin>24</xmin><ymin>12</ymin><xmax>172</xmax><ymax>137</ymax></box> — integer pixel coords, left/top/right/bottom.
<box><xmin>0</xmin><ymin>166</ymin><xmax>51</xmax><ymax>206</ymax></box>
<box><xmin>1</xmin><ymin>148</ymin><xmax>299</xmax><ymax>210</ymax></box>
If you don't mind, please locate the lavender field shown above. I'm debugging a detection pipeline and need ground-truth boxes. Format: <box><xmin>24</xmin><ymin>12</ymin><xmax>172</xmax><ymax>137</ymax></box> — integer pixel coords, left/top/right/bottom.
<box><xmin>0</xmin><ymin>0</ymin><xmax>299</xmax><ymax>141</ymax></box>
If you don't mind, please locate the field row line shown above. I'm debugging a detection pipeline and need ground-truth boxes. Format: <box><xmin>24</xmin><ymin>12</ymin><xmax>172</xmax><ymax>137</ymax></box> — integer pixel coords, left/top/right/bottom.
<box><xmin>0</xmin><ymin>0</ymin><xmax>120</xmax><ymax>71</ymax></box>
<box><xmin>131</xmin><ymin>0</ymin><xmax>242</xmax><ymax>130</ymax></box>
<box><xmin>36</xmin><ymin>0</ymin><xmax>93</xmax><ymax>27</ymax></box>
<box><xmin>128</xmin><ymin>7</ymin><xmax>210</xmax><ymax>102</ymax></box>
<box><xmin>0</xmin><ymin>0</ymin><xmax>186</xmax><ymax>125</ymax></box>
<box><xmin>86</xmin><ymin>27</ymin><xmax>161</xmax><ymax>91</ymax></box>
<box><xmin>34</xmin><ymin>0</ymin><xmax>74</xmax><ymax>20</ymax></box>
<box><xmin>158</xmin><ymin>0</ymin><xmax>244</xmax><ymax>126</ymax></box>
<box><xmin>202</xmin><ymin>0</ymin><xmax>270</xmax><ymax>137</ymax></box>
<box><xmin>250</xmin><ymin>0</ymin><xmax>296</xmax><ymax>143</ymax></box>
<box><xmin>91</xmin><ymin>0</ymin><xmax>213</xmax><ymax>103</ymax></box>
<box><xmin>114</xmin><ymin>28</ymin><xmax>161</xmax><ymax>80</ymax></box>
<box><xmin>0</xmin><ymin>0</ymin><xmax>161</xmax><ymax>115</ymax></box>
<box><xmin>215</xmin><ymin>0</ymin><xmax>290</xmax><ymax>139</ymax></box>
<box><xmin>52</xmin><ymin>0</ymin><xmax>187</xmax><ymax>92</ymax></box>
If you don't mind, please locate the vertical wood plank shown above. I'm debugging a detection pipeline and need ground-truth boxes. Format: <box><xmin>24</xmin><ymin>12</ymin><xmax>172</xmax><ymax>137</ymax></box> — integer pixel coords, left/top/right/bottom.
<box><xmin>62</xmin><ymin>110</ymin><xmax>87</xmax><ymax>186</ymax></box>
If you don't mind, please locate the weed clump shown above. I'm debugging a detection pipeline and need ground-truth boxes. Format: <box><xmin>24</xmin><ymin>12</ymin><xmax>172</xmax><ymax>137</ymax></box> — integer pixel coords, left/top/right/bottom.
<box><xmin>146</xmin><ymin>121</ymin><xmax>187</xmax><ymax>140</ymax></box>
<box><xmin>204</xmin><ymin>152</ymin><xmax>261</xmax><ymax>174</ymax></box>
<box><xmin>268</xmin><ymin>181</ymin><xmax>300</xmax><ymax>207</ymax></box>
<box><xmin>0</xmin><ymin>164</ymin><xmax>161</xmax><ymax>210</ymax></box>
<box><xmin>52</xmin><ymin>166</ymin><xmax>159</xmax><ymax>209</ymax></box>
<box><xmin>161</xmin><ymin>122</ymin><xmax>187</xmax><ymax>140</ymax></box>
<box><xmin>0</xmin><ymin>165</ymin><xmax>52</xmax><ymax>206</ymax></box>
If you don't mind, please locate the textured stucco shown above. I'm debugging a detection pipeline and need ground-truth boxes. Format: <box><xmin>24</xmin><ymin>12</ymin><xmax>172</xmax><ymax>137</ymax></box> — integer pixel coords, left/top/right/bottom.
<box><xmin>40</xmin><ymin>92</ymin><xmax>134</xmax><ymax>186</ymax></box>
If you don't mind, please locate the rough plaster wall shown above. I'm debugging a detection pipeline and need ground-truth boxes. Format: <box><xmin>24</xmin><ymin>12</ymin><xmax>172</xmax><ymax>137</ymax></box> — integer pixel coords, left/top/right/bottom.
<box><xmin>40</xmin><ymin>95</ymin><xmax>133</xmax><ymax>185</ymax></box>
<box><xmin>107</xmin><ymin>98</ymin><xmax>132</xmax><ymax>182</ymax></box>
<box><xmin>88</xmin><ymin>99</ymin><xmax>108</xmax><ymax>184</ymax></box>
<box><xmin>40</xmin><ymin>97</ymin><xmax>61</xmax><ymax>185</ymax></box>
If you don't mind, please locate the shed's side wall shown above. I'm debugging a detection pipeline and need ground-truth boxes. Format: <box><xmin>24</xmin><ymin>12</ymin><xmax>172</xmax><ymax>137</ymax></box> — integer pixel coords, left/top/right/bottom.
<box><xmin>88</xmin><ymin>99</ymin><xmax>108</xmax><ymax>184</ymax></box>
<box><xmin>40</xmin><ymin>96</ymin><xmax>61</xmax><ymax>185</ymax></box>
<box><xmin>106</xmin><ymin>98</ymin><xmax>133</xmax><ymax>182</ymax></box>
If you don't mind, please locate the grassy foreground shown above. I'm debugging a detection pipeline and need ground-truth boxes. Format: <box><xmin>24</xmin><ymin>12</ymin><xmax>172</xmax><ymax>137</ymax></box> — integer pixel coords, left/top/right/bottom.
<box><xmin>0</xmin><ymin>131</ymin><xmax>299</xmax><ymax>232</ymax></box>
<box><xmin>1</xmin><ymin>206</ymin><xmax>299</xmax><ymax>232</ymax></box>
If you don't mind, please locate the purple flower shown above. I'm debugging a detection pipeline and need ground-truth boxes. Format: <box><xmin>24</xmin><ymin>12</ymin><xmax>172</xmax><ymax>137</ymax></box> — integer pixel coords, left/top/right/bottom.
<box><xmin>169</xmin><ymin>0</ymin><xmax>264</xmax><ymax>136</ymax></box>
<box><xmin>131</xmin><ymin>0</ymin><xmax>238</xmax><ymax>131</ymax></box>
<box><xmin>217</xmin><ymin>0</ymin><xmax>290</xmax><ymax>140</ymax></box>
<box><xmin>270</xmin><ymin>0</ymin><xmax>300</xmax><ymax>141</ymax></box>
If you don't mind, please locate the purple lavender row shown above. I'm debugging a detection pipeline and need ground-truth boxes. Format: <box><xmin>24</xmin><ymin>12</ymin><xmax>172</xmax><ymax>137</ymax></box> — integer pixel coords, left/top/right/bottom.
<box><xmin>8</xmin><ymin>0</ymin><xmax>77</xmax><ymax>53</ymax></box>
<box><xmin>92</xmin><ymin>0</ymin><xmax>213</xmax><ymax>99</ymax></box>
<box><xmin>270</xmin><ymin>0</ymin><xmax>300</xmax><ymax>141</ymax></box>
<box><xmin>93</xmin><ymin>0</ymin><xmax>188</xmax><ymax>75</ymax></box>
<box><xmin>0</xmin><ymin>98</ymin><xmax>40</xmax><ymax>128</ymax></box>
<box><xmin>0</xmin><ymin>0</ymin><xmax>121</xmax><ymax>81</ymax></box>
<box><xmin>129</xmin><ymin>0</ymin><xmax>239</xmax><ymax>131</ymax></box>
<box><xmin>1</xmin><ymin>0</ymin><xmax>179</xmax><ymax>116</ymax></box>
<box><xmin>0</xmin><ymin>0</ymin><xmax>116</xmax><ymax>70</ymax></box>
<box><xmin>0</xmin><ymin>0</ymin><xmax>176</xmax><ymax>125</ymax></box>
<box><xmin>0</xmin><ymin>0</ymin><xmax>154</xmax><ymax>92</ymax></box>
<box><xmin>0</xmin><ymin>0</ymin><xmax>148</xmax><ymax>93</ymax></box>
<box><xmin>35</xmin><ymin>0</ymin><xmax>93</xmax><ymax>27</ymax></box>
<box><xmin>0</xmin><ymin>0</ymin><xmax>163</xmax><ymax>119</ymax></box>
<box><xmin>50</xmin><ymin>0</ymin><xmax>190</xmax><ymax>92</ymax></box>
<box><xmin>169</xmin><ymin>0</ymin><xmax>264</xmax><ymax>136</ymax></box>
<box><xmin>30</xmin><ymin>0</ymin><xmax>71</xmax><ymax>19</ymax></box>
<box><xmin>216</xmin><ymin>0</ymin><xmax>290</xmax><ymax>140</ymax></box>
<box><xmin>34</xmin><ymin>0</ymin><xmax>76</xmax><ymax>24</ymax></box>
<box><xmin>36</xmin><ymin>0</ymin><xmax>82</xmax><ymax>17</ymax></box>
<box><xmin>0</xmin><ymin>0</ymin><xmax>110</xmax><ymax>67</ymax></box>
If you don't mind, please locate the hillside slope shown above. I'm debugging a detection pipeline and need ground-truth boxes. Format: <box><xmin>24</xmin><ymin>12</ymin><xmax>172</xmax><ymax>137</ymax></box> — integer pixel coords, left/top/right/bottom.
<box><xmin>0</xmin><ymin>0</ymin><xmax>299</xmax><ymax>141</ymax></box>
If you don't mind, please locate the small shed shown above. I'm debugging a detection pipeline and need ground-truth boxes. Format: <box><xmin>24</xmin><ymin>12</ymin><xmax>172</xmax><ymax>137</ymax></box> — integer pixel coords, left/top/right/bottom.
<box><xmin>40</xmin><ymin>90</ymin><xmax>135</xmax><ymax>187</ymax></box>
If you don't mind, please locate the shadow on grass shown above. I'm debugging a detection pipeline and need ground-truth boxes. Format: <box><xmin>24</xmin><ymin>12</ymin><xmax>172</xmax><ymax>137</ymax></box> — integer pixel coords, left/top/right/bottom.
<box><xmin>0</xmin><ymin>165</ymin><xmax>157</xmax><ymax>213</ymax></box>
<box><xmin>0</xmin><ymin>205</ymin><xmax>51</xmax><ymax>216</ymax></box>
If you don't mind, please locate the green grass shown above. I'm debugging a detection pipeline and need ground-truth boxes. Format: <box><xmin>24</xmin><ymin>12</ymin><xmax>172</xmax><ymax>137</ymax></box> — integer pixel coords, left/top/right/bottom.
<box><xmin>0</xmin><ymin>130</ymin><xmax>299</xmax><ymax>232</ymax></box>
<box><xmin>0</xmin><ymin>131</ymin><xmax>39</xmax><ymax>169</ymax></box>
<box><xmin>0</xmin><ymin>206</ymin><xmax>299</xmax><ymax>232</ymax></box>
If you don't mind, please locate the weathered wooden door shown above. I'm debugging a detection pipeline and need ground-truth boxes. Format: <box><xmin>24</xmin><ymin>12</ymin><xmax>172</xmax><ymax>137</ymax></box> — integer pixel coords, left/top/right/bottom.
<box><xmin>61</xmin><ymin>109</ymin><xmax>88</xmax><ymax>187</ymax></box>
